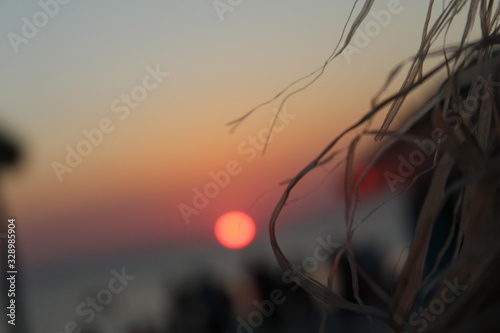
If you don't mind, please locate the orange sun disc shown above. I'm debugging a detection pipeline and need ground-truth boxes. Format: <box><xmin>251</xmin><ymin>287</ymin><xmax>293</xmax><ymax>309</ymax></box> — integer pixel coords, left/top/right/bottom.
<box><xmin>214</xmin><ymin>211</ymin><xmax>256</xmax><ymax>249</ymax></box>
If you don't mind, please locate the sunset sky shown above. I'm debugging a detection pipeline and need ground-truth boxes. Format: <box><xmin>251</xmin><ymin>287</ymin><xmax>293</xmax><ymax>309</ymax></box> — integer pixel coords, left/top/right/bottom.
<box><xmin>0</xmin><ymin>0</ymin><xmax>477</xmax><ymax>267</ymax></box>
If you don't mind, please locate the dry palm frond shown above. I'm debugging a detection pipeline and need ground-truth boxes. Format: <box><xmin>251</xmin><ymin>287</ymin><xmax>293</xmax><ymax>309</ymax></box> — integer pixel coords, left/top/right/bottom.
<box><xmin>232</xmin><ymin>1</ymin><xmax>500</xmax><ymax>332</ymax></box>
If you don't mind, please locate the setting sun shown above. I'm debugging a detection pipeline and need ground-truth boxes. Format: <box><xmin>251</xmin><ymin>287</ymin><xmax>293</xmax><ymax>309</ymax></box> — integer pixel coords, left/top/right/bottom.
<box><xmin>214</xmin><ymin>211</ymin><xmax>256</xmax><ymax>249</ymax></box>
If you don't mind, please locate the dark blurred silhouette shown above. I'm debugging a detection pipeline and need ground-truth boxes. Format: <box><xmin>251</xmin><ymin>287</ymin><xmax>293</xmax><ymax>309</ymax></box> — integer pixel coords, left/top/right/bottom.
<box><xmin>408</xmin><ymin>178</ymin><xmax>458</xmax><ymax>280</ymax></box>
<box><xmin>323</xmin><ymin>248</ymin><xmax>389</xmax><ymax>333</ymax></box>
<box><xmin>246</xmin><ymin>263</ymin><xmax>320</xmax><ymax>333</ymax></box>
<box><xmin>165</xmin><ymin>262</ymin><xmax>321</xmax><ymax>333</ymax></box>
<box><xmin>0</xmin><ymin>126</ymin><xmax>27</xmax><ymax>333</ymax></box>
<box><xmin>167</xmin><ymin>272</ymin><xmax>234</xmax><ymax>333</ymax></box>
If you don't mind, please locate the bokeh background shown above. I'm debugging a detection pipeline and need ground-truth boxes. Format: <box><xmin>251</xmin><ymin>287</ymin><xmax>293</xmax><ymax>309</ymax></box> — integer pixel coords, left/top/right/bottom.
<box><xmin>0</xmin><ymin>1</ymin><xmax>481</xmax><ymax>332</ymax></box>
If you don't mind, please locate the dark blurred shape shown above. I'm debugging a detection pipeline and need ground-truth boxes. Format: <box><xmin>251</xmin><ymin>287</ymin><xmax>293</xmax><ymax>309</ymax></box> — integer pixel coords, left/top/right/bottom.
<box><xmin>0</xmin><ymin>126</ymin><xmax>26</xmax><ymax>333</ymax></box>
<box><xmin>167</xmin><ymin>272</ymin><xmax>234</xmax><ymax>333</ymax></box>
<box><xmin>165</xmin><ymin>262</ymin><xmax>323</xmax><ymax>333</ymax></box>
<box><xmin>0</xmin><ymin>129</ymin><xmax>21</xmax><ymax>168</ymax></box>
<box><xmin>327</xmin><ymin>248</ymin><xmax>388</xmax><ymax>333</ymax></box>
<box><xmin>408</xmin><ymin>181</ymin><xmax>458</xmax><ymax>279</ymax></box>
<box><xmin>247</xmin><ymin>263</ymin><xmax>320</xmax><ymax>333</ymax></box>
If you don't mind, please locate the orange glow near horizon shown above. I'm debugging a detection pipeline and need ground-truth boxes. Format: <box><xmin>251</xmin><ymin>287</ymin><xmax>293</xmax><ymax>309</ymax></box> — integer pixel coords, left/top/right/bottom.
<box><xmin>214</xmin><ymin>211</ymin><xmax>256</xmax><ymax>249</ymax></box>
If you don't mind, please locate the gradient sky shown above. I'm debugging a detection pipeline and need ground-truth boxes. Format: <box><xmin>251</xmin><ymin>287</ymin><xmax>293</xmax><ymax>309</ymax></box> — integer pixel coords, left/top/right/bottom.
<box><xmin>0</xmin><ymin>1</ymin><xmax>476</xmax><ymax>266</ymax></box>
